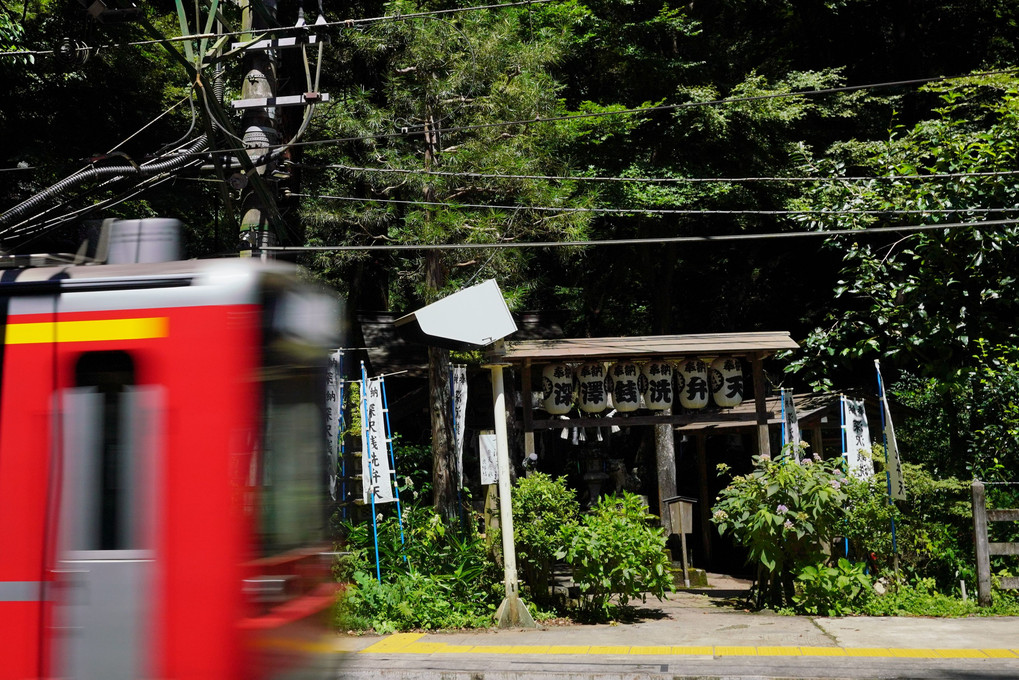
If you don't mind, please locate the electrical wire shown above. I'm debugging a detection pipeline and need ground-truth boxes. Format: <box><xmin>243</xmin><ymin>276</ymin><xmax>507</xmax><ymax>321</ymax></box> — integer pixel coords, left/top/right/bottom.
<box><xmin>0</xmin><ymin>0</ymin><xmax>562</xmax><ymax>58</ymax></box>
<box><xmin>298</xmin><ymin>162</ymin><xmax>1019</xmax><ymax>186</ymax></box>
<box><xmin>260</xmin><ymin>217</ymin><xmax>1019</xmax><ymax>252</ymax></box>
<box><xmin>138</xmin><ymin>65</ymin><xmax>1019</xmax><ymax>161</ymax></box>
<box><xmin>288</xmin><ymin>191</ymin><xmax>1019</xmax><ymax>217</ymax></box>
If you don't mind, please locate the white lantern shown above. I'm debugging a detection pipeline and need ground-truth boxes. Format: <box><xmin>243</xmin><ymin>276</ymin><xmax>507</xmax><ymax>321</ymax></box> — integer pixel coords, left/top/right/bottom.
<box><xmin>710</xmin><ymin>356</ymin><xmax>744</xmax><ymax>408</ymax></box>
<box><xmin>541</xmin><ymin>363</ymin><xmax>573</xmax><ymax>414</ymax></box>
<box><xmin>677</xmin><ymin>357</ymin><xmax>709</xmax><ymax>409</ymax></box>
<box><xmin>609</xmin><ymin>361</ymin><xmax>641</xmax><ymax>412</ymax></box>
<box><xmin>576</xmin><ymin>362</ymin><xmax>609</xmax><ymax>413</ymax></box>
<box><xmin>641</xmin><ymin>360</ymin><xmax>673</xmax><ymax>411</ymax></box>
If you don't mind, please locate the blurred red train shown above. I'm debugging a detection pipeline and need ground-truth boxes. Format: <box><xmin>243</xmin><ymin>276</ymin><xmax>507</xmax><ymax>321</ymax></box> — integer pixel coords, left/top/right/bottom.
<box><xmin>0</xmin><ymin>220</ymin><xmax>343</xmax><ymax>679</ymax></box>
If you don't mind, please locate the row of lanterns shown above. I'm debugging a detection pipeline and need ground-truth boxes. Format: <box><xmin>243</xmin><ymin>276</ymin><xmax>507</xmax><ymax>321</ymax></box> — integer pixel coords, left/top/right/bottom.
<box><xmin>540</xmin><ymin>357</ymin><xmax>744</xmax><ymax>415</ymax></box>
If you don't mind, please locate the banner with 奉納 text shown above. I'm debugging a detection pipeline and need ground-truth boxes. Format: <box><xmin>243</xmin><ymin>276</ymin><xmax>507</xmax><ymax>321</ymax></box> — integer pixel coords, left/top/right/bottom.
<box><xmin>360</xmin><ymin>376</ymin><xmax>395</xmax><ymax>504</ymax></box>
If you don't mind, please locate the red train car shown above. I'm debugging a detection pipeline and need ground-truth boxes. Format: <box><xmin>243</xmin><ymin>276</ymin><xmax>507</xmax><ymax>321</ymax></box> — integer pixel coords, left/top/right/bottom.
<box><xmin>0</xmin><ymin>225</ymin><xmax>343</xmax><ymax>679</ymax></box>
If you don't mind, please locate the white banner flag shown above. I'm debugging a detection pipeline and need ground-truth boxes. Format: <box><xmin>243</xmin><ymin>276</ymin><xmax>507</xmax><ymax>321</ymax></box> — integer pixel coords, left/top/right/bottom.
<box><xmin>451</xmin><ymin>364</ymin><xmax>468</xmax><ymax>486</ymax></box>
<box><xmin>842</xmin><ymin>396</ymin><xmax>875</xmax><ymax>479</ymax></box>
<box><xmin>361</xmin><ymin>377</ymin><xmax>395</xmax><ymax>504</ymax></box>
<box><xmin>479</xmin><ymin>431</ymin><xmax>498</xmax><ymax>485</ymax></box>
<box><xmin>875</xmin><ymin>361</ymin><xmax>907</xmax><ymax>500</ymax></box>
<box><xmin>325</xmin><ymin>350</ymin><xmax>342</xmax><ymax>501</ymax></box>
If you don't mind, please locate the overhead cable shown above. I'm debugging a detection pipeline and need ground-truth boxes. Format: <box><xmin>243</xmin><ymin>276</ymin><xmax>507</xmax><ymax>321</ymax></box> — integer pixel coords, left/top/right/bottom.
<box><xmin>288</xmin><ymin>192</ymin><xmax>1019</xmax><ymax>217</ymax></box>
<box><xmin>0</xmin><ymin>0</ymin><xmax>560</xmax><ymax>58</ymax></box>
<box><xmin>261</xmin><ymin>217</ymin><xmax>1019</xmax><ymax>252</ymax></box>
<box><xmin>300</xmin><ymin>163</ymin><xmax>1019</xmax><ymax>185</ymax></box>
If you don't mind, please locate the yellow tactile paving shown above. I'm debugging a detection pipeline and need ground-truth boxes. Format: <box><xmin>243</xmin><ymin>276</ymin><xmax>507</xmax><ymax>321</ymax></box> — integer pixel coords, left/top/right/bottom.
<box><xmin>403</xmin><ymin>642</ymin><xmax>452</xmax><ymax>654</ymax></box>
<box><xmin>468</xmin><ymin>645</ymin><xmax>514</xmax><ymax>654</ymax></box>
<box><xmin>889</xmin><ymin>648</ymin><xmax>935</xmax><ymax>657</ymax></box>
<box><xmin>359</xmin><ymin>633</ymin><xmax>424</xmax><ymax>653</ymax></box>
<box><xmin>981</xmin><ymin>649</ymin><xmax>1019</xmax><ymax>659</ymax></box>
<box><xmin>800</xmin><ymin>647</ymin><xmax>847</xmax><ymax>656</ymax></box>
<box><xmin>629</xmin><ymin>645</ymin><xmax>672</xmax><ymax>655</ymax></box>
<box><xmin>358</xmin><ymin>634</ymin><xmax>1015</xmax><ymax>661</ymax></box>
<box><xmin>845</xmin><ymin>648</ymin><xmax>891</xmax><ymax>657</ymax></box>
<box><xmin>757</xmin><ymin>646</ymin><xmax>801</xmax><ymax>656</ymax></box>
<box><xmin>934</xmin><ymin>649</ymin><xmax>989</xmax><ymax>658</ymax></box>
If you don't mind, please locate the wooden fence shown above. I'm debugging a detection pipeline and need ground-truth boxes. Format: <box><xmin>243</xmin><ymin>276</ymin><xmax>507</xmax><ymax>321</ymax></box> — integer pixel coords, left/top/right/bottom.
<box><xmin>971</xmin><ymin>480</ymin><xmax>1019</xmax><ymax>606</ymax></box>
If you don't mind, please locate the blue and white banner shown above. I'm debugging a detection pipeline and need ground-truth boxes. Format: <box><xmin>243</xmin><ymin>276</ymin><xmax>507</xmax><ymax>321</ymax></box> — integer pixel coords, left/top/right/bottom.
<box><xmin>361</xmin><ymin>376</ymin><xmax>396</xmax><ymax>504</ymax></box>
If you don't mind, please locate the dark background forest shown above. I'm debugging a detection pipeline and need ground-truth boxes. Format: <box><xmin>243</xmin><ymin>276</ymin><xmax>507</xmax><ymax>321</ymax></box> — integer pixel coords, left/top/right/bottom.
<box><xmin>2</xmin><ymin>0</ymin><xmax>1018</xmax><ymax>492</ymax></box>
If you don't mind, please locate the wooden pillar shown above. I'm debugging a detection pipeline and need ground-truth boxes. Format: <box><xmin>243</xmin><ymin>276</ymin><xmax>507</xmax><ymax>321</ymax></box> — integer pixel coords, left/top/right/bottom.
<box><xmin>655</xmin><ymin>408</ymin><xmax>676</xmax><ymax>536</ymax></box>
<box><xmin>972</xmin><ymin>479</ymin><xmax>992</xmax><ymax>606</ymax></box>
<box><xmin>696</xmin><ymin>432</ymin><xmax>712</xmax><ymax>568</ymax></box>
<box><xmin>752</xmin><ymin>353</ymin><xmax>771</xmax><ymax>457</ymax></box>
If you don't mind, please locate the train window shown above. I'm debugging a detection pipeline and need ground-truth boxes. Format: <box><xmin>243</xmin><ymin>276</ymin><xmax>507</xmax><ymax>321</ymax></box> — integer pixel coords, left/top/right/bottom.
<box><xmin>259</xmin><ymin>368</ymin><xmax>327</xmax><ymax>555</ymax></box>
<box><xmin>73</xmin><ymin>351</ymin><xmax>139</xmax><ymax>551</ymax></box>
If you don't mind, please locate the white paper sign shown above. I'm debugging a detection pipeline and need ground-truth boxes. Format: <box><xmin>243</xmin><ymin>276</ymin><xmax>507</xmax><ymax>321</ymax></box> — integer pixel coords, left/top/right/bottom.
<box><xmin>842</xmin><ymin>397</ymin><xmax>875</xmax><ymax>479</ymax></box>
<box><xmin>479</xmin><ymin>432</ymin><xmax>498</xmax><ymax>485</ymax></box>
<box><xmin>361</xmin><ymin>377</ymin><xmax>395</xmax><ymax>504</ymax></box>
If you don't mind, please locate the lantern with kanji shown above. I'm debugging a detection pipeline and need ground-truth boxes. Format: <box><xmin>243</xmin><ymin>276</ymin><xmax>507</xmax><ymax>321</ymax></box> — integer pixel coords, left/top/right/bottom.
<box><xmin>576</xmin><ymin>361</ymin><xmax>609</xmax><ymax>413</ymax></box>
<box><xmin>710</xmin><ymin>356</ymin><xmax>744</xmax><ymax>408</ymax></box>
<box><xmin>609</xmin><ymin>361</ymin><xmax>641</xmax><ymax>412</ymax></box>
<box><xmin>640</xmin><ymin>360</ymin><xmax>673</xmax><ymax>411</ymax></box>
<box><xmin>677</xmin><ymin>358</ymin><xmax>709</xmax><ymax>409</ymax></box>
<box><xmin>541</xmin><ymin>363</ymin><xmax>573</xmax><ymax>414</ymax></box>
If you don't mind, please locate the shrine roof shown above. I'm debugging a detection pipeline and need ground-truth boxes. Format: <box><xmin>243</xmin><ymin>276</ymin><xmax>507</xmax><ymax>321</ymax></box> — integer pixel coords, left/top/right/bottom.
<box><xmin>484</xmin><ymin>331</ymin><xmax>798</xmax><ymax>363</ymax></box>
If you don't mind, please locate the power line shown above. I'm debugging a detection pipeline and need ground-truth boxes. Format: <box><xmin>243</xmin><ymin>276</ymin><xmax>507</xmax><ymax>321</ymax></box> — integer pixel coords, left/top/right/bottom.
<box><xmin>299</xmin><ymin>162</ymin><xmax>1019</xmax><ymax>186</ymax></box>
<box><xmin>289</xmin><ymin>192</ymin><xmax>1019</xmax><ymax>217</ymax></box>
<box><xmin>262</xmin><ymin>217</ymin><xmax>1019</xmax><ymax>252</ymax></box>
<box><xmin>157</xmin><ymin>66</ymin><xmax>1019</xmax><ymax>158</ymax></box>
<box><xmin>0</xmin><ymin>0</ymin><xmax>560</xmax><ymax>58</ymax></box>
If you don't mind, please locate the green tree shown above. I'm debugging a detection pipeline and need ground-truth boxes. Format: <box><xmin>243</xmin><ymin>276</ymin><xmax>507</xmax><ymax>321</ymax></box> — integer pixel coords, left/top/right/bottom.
<box><xmin>788</xmin><ymin>75</ymin><xmax>1019</xmax><ymax>475</ymax></box>
<box><xmin>300</xmin><ymin>0</ymin><xmax>599</xmax><ymax>519</ymax></box>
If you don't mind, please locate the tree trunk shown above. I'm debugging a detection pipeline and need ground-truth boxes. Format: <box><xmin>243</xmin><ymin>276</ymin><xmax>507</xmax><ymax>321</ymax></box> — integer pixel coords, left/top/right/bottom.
<box><xmin>421</xmin><ymin>110</ymin><xmax>458</xmax><ymax>521</ymax></box>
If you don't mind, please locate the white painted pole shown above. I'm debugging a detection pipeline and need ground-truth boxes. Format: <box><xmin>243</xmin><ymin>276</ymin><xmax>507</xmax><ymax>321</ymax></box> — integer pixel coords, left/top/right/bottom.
<box><xmin>488</xmin><ymin>363</ymin><xmax>535</xmax><ymax>628</ymax></box>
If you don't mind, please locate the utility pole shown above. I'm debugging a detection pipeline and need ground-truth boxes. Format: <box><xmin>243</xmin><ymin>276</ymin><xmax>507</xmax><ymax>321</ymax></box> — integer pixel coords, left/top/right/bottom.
<box><xmin>236</xmin><ymin>0</ymin><xmax>279</xmax><ymax>258</ymax></box>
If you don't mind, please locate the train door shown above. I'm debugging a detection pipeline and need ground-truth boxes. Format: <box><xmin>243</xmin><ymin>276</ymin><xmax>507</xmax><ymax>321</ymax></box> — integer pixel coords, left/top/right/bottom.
<box><xmin>52</xmin><ymin>351</ymin><xmax>162</xmax><ymax>679</ymax></box>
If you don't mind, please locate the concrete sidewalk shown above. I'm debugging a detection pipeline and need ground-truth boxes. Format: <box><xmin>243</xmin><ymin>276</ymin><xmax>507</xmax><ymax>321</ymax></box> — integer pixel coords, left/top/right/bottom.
<box><xmin>334</xmin><ymin>574</ymin><xmax>1019</xmax><ymax>679</ymax></box>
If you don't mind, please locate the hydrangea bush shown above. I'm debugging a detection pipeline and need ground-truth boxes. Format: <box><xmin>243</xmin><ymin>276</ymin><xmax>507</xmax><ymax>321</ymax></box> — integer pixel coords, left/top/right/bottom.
<box><xmin>711</xmin><ymin>444</ymin><xmax>852</xmax><ymax>608</ymax></box>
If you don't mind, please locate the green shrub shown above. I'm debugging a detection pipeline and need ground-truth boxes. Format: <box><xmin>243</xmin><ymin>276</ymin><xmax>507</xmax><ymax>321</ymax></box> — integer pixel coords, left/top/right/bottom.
<box><xmin>337</xmin><ymin>503</ymin><xmax>502</xmax><ymax>631</ymax></box>
<box><xmin>512</xmin><ymin>473</ymin><xmax>580</xmax><ymax>607</ymax></box>
<box><xmin>841</xmin><ymin>457</ymin><xmax>973</xmax><ymax>590</ymax></box>
<box><xmin>712</xmin><ymin>444</ymin><xmax>850</xmax><ymax>608</ymax></box>
<box><xmin>794</xmin><ymin>558</ymin><xmax>873</xmax><ymax>616</ymax></box>
<box><xmin>560</xmin><ymin>492</ymin><xmax>674</xmax><ymax>621</ymax></box>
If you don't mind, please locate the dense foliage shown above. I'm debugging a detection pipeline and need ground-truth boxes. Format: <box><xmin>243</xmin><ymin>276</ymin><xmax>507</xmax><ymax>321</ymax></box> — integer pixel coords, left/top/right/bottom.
<box><xmin>711</xmin><ymin>444</ymin><xmax>850</xmax><ymax>608</ymax></box>
<box><xmin>511</xmin><ymin>472</ymin><xmax>580</xmax><ymax>608</ymax></box>
<box><xmin>560</xmin><ymin>491</ymin><xmax>674</xmax><ymax>620</ymax></box>
<box><xmin>338</xmin><ymin>503</ymin><xmax>503</xmax><ymax>632</ymax></box>
<box><xmin>4</xmin><ymin>3</ymin><xmax>1019</xmax><ymax>604</ymax></box>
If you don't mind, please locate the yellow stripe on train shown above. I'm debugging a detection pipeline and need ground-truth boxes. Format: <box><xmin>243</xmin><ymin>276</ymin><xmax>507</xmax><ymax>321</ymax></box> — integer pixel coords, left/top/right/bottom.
<box><xmin>5</xmin><ymin>317</ymin><xmax>169</xmax><ymax>344</ymax></box>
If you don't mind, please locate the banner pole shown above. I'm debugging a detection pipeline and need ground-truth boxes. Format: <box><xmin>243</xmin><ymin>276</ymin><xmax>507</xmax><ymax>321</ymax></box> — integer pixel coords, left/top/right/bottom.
<box><xmin>449</xmin><ymin>366</ymin><xmax>466</xmax><ymax>532</ymax></box>
<box><xmin>874</xmin><ymin>361</ymin><xmax>900</xmax><ymax>579</ymax></box>
<box><xmin>379</xmin><ymin>376</ymin><xmax>409</xmax><ymax>569</ymax></box>
<box><xmin>361</xmin><ymin>362</ymin><xmax>382</xmax><ymax>583</ymax></box>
